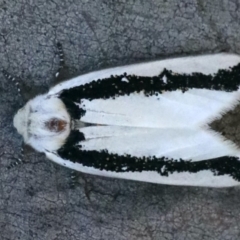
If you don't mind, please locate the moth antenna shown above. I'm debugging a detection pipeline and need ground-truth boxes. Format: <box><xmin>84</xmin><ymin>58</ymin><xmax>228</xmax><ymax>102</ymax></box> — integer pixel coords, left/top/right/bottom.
<box><xmin>55</xmin><ymin>42</ymin><xmax>65</xmax><ymax>78</ymax></box>
<box><xmin>7</xmin><ymin>147</ymin><xmax>24</xmax><ymax>170</ymax></box>
<box><xmin>7</xmin><ymin>158</ymin><xmax>23</xmax><ymax>170</ymax></box>
<box><xmin>2</xmin><ymin>69</ymin><xmax>22</xmax><ymax>96</ymax></box>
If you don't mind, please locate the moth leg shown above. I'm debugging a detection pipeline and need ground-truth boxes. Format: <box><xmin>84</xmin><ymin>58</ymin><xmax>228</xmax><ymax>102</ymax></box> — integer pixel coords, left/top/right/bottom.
<box><xmin>68</xmin><ymin>171</ymin><xmax>92</xmax><ymax>201</ymax></box>
<box><xmin>69</xmin><ymin>170</ymin><xmax>79</xmax><ymax>189</ymax></box>
<box><xmin>53</xmin><ymin>42</ymin><xmax>72</xmax><ymax>85</ymax></box>
<box><xmin>80</xmin><ymin>174</ymin><xmax>93</xmax><ymax>202</ymax></box>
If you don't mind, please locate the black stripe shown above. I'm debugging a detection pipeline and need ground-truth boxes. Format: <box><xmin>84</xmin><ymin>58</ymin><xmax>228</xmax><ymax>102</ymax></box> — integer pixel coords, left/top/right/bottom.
<box><xmin>60</xmin><ymin>97</ymin><xmax>85</xmax><ymax>119</ymax></box>
<box><xmin>62</xmin><ymin>130</ymin><xmax>85</xmax><ymax>148</ymax></box>
<box><xmin>57</xmin><ymin>132</ymin><xmax>240</xmax><ymax>181</ymax></box>
<box><xmin>59</xmin><ymin>63</ymin><xmax>240</xmax><ymax>104</ymax></box>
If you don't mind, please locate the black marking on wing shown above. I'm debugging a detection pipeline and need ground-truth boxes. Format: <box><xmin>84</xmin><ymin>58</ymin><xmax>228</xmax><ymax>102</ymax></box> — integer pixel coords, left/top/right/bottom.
<box><xmin>58</xmin><ymin>63</ymin><xmax>240</xmax><ymax>104</ymax></box>
<box><xmin>60</xmin><ymin>97</ymin><xmax>85</xmax><ymax>119</ymax></box>
<box><xmin>57</xmin><ymin>130</ymin><xmax>240</xmax><ymax>181</ymax></box>
<box><xmin>62</xmin><ymin>130</ymin><xmax>85</xmax><ymax>148</ymax></box>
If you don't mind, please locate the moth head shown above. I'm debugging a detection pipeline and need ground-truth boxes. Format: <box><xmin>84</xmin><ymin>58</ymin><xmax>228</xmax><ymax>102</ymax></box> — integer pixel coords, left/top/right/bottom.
<box><xmin>13</xmin><ymin>101</ymin><xmax>30</xmax><ymax>142</ymax></box>
<box><xmin>13</xmin><ymin>95</ymin><xmax>71</xmax><ymax>152</ymax></box>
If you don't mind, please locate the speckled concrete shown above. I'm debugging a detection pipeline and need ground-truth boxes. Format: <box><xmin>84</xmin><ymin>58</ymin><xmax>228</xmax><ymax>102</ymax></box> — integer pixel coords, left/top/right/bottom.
<box><xmin>1</xmin><ymin>0</ymin><xmax>240</xmax><ymax>239</ymax></box>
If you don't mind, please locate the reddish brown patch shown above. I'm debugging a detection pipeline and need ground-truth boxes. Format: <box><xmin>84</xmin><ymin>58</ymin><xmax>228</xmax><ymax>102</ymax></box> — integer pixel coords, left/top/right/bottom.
<box><xmin>209</xmin><ymin>104</ymin><xmax>240</xmax><ymax>148</ymax></box>
<box><xmin>45</xmin><ymin>118</ymin><xmax>67</xmax><ymax>132</ymax></box>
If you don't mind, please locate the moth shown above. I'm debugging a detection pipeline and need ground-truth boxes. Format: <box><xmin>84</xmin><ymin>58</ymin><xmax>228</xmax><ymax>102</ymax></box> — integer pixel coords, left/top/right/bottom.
<box><xmin>5</xmin><ymin>43</ymin><xmax>240</xmax><ymax>187</ymax></box>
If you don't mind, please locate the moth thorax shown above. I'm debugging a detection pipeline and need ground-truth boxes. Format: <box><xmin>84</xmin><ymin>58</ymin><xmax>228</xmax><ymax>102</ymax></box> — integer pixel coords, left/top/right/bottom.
<box><xmin>28</xmin><ymin>112</ymin><xmax>68</xmax><ymax>137</ymax></box>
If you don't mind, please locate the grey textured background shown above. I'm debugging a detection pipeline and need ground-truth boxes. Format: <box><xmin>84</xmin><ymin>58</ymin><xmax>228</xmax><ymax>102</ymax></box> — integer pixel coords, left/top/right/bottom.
<box><xmin>1</xmin><ymin>0</ymin><xmax>240</xmax><ymax>239</ymax></box>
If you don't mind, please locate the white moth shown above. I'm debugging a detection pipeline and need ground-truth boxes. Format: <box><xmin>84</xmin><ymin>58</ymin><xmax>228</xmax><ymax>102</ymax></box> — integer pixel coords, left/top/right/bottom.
<box><xmin>11</xmin><ymin>51</ymin><xmax>240</xmax><ymax>187</ymax></box>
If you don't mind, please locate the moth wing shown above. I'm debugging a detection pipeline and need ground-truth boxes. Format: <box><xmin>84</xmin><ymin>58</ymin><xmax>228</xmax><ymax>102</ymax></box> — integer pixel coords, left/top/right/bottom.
<box><xmin>45</xmin><ymin>124</ymin><xmax>240</xmax><ymax>188</ymax></box>
<box><xmin>48</xmin><ymin>53</ymin><xmax>240</xmax><ymax>95</ymax></box>
<box><xmin>45</xmin><ymin>148</ymin><xmax>240</xmax><ymax>188</ymax></box>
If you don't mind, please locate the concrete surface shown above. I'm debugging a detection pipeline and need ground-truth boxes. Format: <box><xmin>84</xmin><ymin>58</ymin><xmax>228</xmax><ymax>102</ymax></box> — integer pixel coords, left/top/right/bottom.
<box><xmin>1</xmin><ymin>0</ymin><xmax>240</xmax><ymax>239</ymax></box>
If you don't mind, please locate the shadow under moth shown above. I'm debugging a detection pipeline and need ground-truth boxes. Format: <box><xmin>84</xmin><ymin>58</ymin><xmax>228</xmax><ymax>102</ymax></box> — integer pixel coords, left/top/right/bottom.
<box><xmin>5</xmin><ymin>43</ymin><xmax>240</xmax><ymax>187</ymax></box>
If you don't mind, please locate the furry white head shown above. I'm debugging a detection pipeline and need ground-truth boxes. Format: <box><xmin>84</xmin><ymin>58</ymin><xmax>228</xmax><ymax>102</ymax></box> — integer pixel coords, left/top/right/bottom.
<box><xmin>13</xmin><ymin>94</ymin><xmax>71</xmax><ymax>153</ymax></box>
